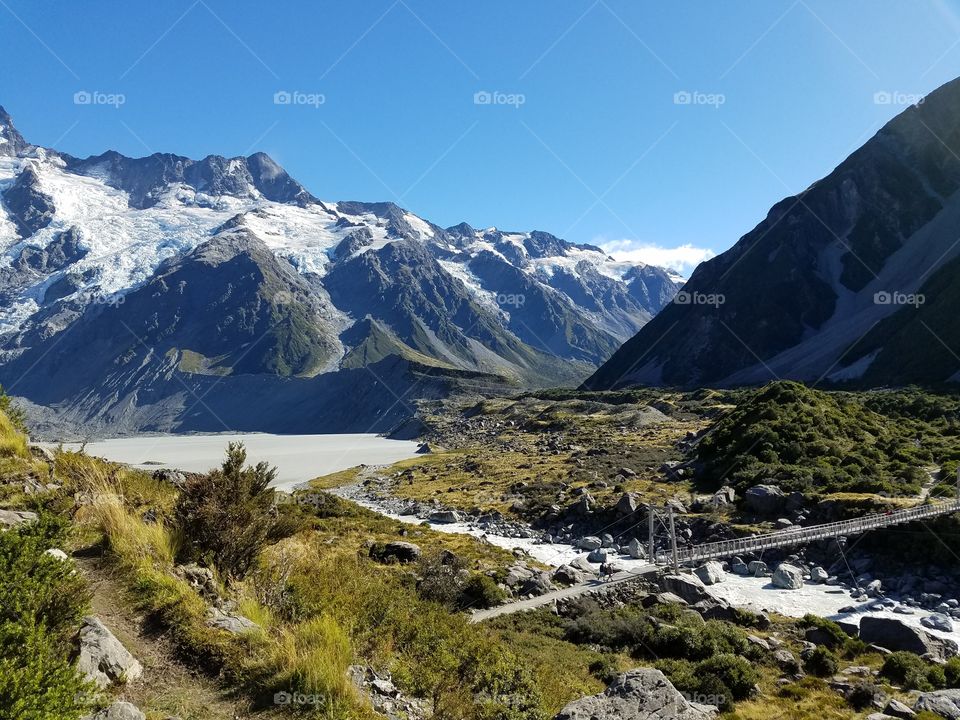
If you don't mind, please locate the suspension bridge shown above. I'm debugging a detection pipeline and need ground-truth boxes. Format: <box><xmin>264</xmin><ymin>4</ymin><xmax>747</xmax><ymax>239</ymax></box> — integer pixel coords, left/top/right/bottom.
<box><xmin>471</xmin><ymin>495</ymin><xmax>960</xmax><ymax>622</ymax></box>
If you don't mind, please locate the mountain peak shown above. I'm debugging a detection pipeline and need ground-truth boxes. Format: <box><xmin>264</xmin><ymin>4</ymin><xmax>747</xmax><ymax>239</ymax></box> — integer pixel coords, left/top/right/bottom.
<box><xmin>0</xmin><ymin>106</ymin><xmax>30</xmax><ymax>157</ymax></box>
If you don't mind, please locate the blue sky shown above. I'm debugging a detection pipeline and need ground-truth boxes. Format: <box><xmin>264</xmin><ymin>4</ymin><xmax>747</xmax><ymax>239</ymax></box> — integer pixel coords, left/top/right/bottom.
<box><xmin>3</xmin><ymin>1</ymin><xmax>960</xmax><ymax>273</ymax></box>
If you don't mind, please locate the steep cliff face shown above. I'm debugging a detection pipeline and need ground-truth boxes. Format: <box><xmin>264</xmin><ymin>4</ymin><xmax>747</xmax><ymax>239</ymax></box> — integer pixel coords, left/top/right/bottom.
<box><xmin>586</xmin><ymin>77</ymin><xmax>960</xmax><ymax>390</ymax></box>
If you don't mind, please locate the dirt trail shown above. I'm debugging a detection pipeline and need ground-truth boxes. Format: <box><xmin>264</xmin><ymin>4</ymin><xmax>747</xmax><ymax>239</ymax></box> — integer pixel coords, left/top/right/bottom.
<box><xmin>77</xmin><ymin>556</ymin><xmax>277</xmax><ymax>720</ymax></box>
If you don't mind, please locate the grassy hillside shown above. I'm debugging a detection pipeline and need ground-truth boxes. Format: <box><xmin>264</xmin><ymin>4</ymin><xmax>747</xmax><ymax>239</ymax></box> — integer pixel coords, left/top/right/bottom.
<box><xmin>695</xmin><ymin>382</ymin><xmax>959</xmax><ymax>496</ymax></box>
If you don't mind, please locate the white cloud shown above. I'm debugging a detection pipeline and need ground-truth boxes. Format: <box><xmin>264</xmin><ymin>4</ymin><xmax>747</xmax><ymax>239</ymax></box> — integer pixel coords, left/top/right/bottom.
<box><xmin>597</xmin><ymin>239</ymin><xmax>715</xmax><ymax>277</ymax></box>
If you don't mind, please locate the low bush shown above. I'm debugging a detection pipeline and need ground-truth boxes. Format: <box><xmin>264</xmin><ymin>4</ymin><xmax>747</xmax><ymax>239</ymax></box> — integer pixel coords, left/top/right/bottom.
<box><xmin>881</xmin><ymin>651</ymin><xmax>947</xmax><ymax>691</ymax></box>
<box><xmin>945</xmin><ymin>656</ymin><xmax>960</xmax><ymax>687</ymax></box>
<box><xmin>0</xmin><ymin>621</ymin><xmax>93</xmax><ymax>720</ymax></box>
<box><xmin>459</xmin><ymin>573</ymin><xmax>507</xmax><ymax>610</ymax></box>
<box><xmin>0</xmin><ymin>512</ymin><xmax>93</xmax><ymax>720</ymax></box>
<box><xmin>803</xmin><ymin>646</ymin><xmax>839</xmax><ymax>677</ymax></box>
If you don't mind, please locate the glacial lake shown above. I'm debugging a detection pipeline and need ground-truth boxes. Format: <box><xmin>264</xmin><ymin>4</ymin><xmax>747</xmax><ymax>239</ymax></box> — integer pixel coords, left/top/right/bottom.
<box><xmin>53</xmin><ymin>433</ymin><xmax>422</xmax><ymax>491</ymax></box>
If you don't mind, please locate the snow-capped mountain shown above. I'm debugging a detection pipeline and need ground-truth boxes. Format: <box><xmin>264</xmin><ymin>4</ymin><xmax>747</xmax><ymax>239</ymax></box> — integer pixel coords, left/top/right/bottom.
<box><xmin>0</xmin><ymin>106</ymin><xmax>681</xmax><ymax>434</ymax></box>
<box><xmin>586</xmin><ymin>76</ymin><xmax>960</xmax><ymax>391</ymax></box>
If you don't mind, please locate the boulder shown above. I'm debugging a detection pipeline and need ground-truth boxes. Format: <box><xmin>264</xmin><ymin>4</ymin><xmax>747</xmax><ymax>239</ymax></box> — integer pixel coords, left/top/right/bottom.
<box><xmin>588</xmin><ymin>549</ymin><xmax>610</xmax><ymax>563</ymax></box>
<box><xmin>601</xmin><ymin>533</ymin><xmax>615</xmax><ymax>548</ymax></box>
<box><xmin>570</xmin><ymin>556</ymin><xmax>598</xmax><ymax>575</ymax></box>
<box><xmin>915</xmin><ymin>689</ymin><xmax>960</xmax><ymax>720</ymax></box>
<box><xmin>577</xmin><ymin>536</ymin><xmax>603</xmax><ymax>551</ymax></box>
<box><xmin>87</xmin><ymin>702</ymin><xmax>146</xmax><ymax>720</ymax></box>
<box><xmin>428</xmin><ymin>510</ymin><xmax>464</xmax><ymax>524</ymax></box>
<box><xmin>152</xmin><ymin>468</ymin><xmax>187</xmax><ymax>489</ymax></box>
<box><xmin>616</xmin><ymin>493</ymin><xmax>640</xmax><ymax>516</ymax></box>
<box><xmin>860</xmin><ymin>617</ymin><xmax>958</xmax><ymax>661</ymax></box>
<box><xmin>207</xmin><ymin>607</ymin><xmax>259</xmax><ymax>634</ymax></box>
<box><xmin>774</xmin><ymin>518</ymin><xmax>793</xmax><ymax>530</ymax></box>
<box><xmin>45</xmin><ymin>548</ymin><xmax>69</xmax><ymax>561</ymax></box>
<box><xmin>694</xmin><ymin>561</ymin><xmax>725</xmax><ymax>586</ymax></box>
<box><xmin>76</xmin><ymin>617</ymin><xmax>143</xmax><ymax>688</ymax></box>
<box><xmin>773</xmin><ymin>648</ymin><xmax>800</xmax><ymax>672</ymax></box>
<box><xmin>922</xmin><ymin>614</ymin><xmax>955</xmax><ymax>633</ymax></box>
<box><xmin>712</xmin><ymin>486</ymin><xmax>736</xmax><ymax>506</ymax></box>
<box><xmin>177</xmin><ymin>563</ymin><xmax>219</xmax><ymax>601</ymax></box>
<box><xmin>661</xmin><ymin>574</ymin><xmax>709</xmax><ymax>604</ymax></box>
<box><xmin>748</xmin><ymin>560</ymin><xmax>770</xmax><ymax>576</ymax></box>
<box><xmin>553</xmin><ymin>668</ymin><xmax>718</xmax><ymax>720</ymax></box>
<box><xmin>731</xmin><ymin>560</ymin><xmax>749</xmax><ymax>575</ymax></box>
<box><xmin>772</xmin><ymin>563</ymin><xmax>804</xmax><ymax>590</ymax></box>
<box><xmin>553</xmin><ymin>565</ymin><xmax>586</xmax><ymax>586</ymax></box>
<box><xmin>373</xmin><ymin>541</ymin><xmax>422</xmax><ymax>564</ymax></box>
<box><xmin>744</xmin><ymin>484</ymin><xmax>786</xmax><ymax>516</ymax></box>
<box><xmin>30</xmin><ymin>444</ymin><xmax>56</xmax><ymax>463</ymax></box>
<box><xmin>810</xmin><ymin>566</ymin><xmax>829</xmax><ymax>583</ymax></box>
<box><xmin>642</xmin><ymin>592</ymin><xmax>688</xmax><ymax>608</ymax></box>
<box><xmin>0</xmin><ymin>508</ymin><xmax>38</xmax><ymax>528</ymax></box>
<box><xmin>883</xmin><ymin>698</ymin><xmax>916</xmax><ymax>719</ymax></box>
<box><xmin>520</xmin><ymin>571</ymin><xmax>554</xmax><ymax>597</ymax></box>
<box><xmin>626</xmin><ymin>538</ymin><xmax>646</xmax><ymax>559</ymax></box>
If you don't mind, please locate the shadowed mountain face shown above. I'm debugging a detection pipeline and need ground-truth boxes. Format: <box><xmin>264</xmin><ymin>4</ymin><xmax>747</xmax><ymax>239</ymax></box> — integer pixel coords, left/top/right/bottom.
<box><xmin>0</xmin><ymin>106</ymin><xmax>681</xmax><ymax>435</ymax></box>
<box><xmin>586</xmin><ymin>76</ymin><xmax>960</xmax><ymax>391</ymax></box>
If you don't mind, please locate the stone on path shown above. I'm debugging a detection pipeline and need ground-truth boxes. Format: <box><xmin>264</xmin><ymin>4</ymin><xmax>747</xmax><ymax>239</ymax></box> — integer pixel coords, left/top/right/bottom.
<box><xmin>76</xmin><ymin>617</ymin><xmax>143</xmax><ymax>688</ymax></box>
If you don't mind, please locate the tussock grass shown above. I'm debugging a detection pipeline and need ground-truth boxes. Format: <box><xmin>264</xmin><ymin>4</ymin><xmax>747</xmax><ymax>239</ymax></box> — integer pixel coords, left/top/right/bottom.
<box><xmin>0</xmin><ymin>410</ymin><xmax>28</xmax><ymax>459</ymax></box>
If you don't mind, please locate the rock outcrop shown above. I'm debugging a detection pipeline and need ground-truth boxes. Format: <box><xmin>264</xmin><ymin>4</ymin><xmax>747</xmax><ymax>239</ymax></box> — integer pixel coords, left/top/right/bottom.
<box><xmin>553</xmin><ymin>668</ymin><xmax>718</xmax><ymax>720</ymax></box>
<box><xmin>859</xmin><ymin>617</ymin><xmax>958</xmax><ymax>661</ymax></box>
<box><xmin>85</xmin><ymin>702</ymin><xmax>146</xmax><ymax>720</ymax></box>
<box><xmin>914</xmin><ymin>689</ymin><xmax>960</xmax><ymax>720</ymax></box>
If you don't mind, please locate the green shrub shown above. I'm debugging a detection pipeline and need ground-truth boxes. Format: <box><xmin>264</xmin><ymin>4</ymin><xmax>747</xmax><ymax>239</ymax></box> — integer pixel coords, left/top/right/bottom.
<box><xmin>588</xmin><ymin>655</ymin><xmax>621</xmax><ymax>685</ymax></box>
<box><xmin>0</xmin><ymin>621</ymin><xmax>93</xmax><ymax>720</ymax></box>
<box><xmin>0</xmin><ymin>516</ymin><xmax>89</xmax><ymax>639</ymax></box>
<box><xmin>946</xmin><ymin>656</ymin><xmax>960</xmax><ymax>687</ymax></box>
<box><xmin>846</xmin><ymin>681</ymin><xmax>882</xmax><ymax>711</ymax></box>
<box><xmin>803</xmin><ymin>646</ymin><xmax>839</xmax><ymax>677</ymax></box>
<box><xmin>881</xmin><ymin>651</ymin><xmax>946</xmax><ymax>691</ymax></box>
<box><xmin>800</xmin><ymin>614</ymin><xmax>848</xmax><ymax>649</ymax></box>
<box><xmin>458</xmin><ymin>573</ymin><xmax>507</xmax><ymax>610</ymax></box>
<box><xmin>175</xmin><ymin>442</ymin><xmax>289</xmax><ymax>579</ymax></box>
<box><xmin>696</xmin><ymin>653</ymin><xmax>759</xmax><ymax>701</ymax></box>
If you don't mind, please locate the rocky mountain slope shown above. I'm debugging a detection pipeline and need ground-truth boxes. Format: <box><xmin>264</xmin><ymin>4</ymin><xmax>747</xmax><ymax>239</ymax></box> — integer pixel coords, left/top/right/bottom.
<box><xmin>0</xmin><ymin>107</ymin><xmax>681</xmax><ymax>435</ymax></box>
<box><xmin>585</xmin><ymin>76</ymin><xmax>960</xmax><ymax>390</ymax></box>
